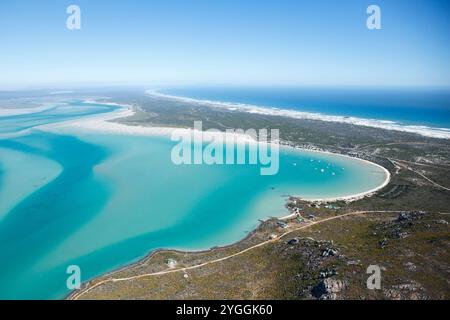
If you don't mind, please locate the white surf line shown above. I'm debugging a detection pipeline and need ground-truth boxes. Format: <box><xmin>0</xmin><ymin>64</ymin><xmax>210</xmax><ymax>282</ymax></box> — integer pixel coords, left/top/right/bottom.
<box><xmin>392</xmin><ymin>160</ymin><xmax>450</xmax><ymax>191</ymax></box>
<box><xmin>146</xmin><ymin>90</ymin><xmax>450</xmax><ymax>140</ymax></box>
<box><xmin>70</xmin><ymin>210</ymin><xmax>449</xmax><ymax>300</ymax></box>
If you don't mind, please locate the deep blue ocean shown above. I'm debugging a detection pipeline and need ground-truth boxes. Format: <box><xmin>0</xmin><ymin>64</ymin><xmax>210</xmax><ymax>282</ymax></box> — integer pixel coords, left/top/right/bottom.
<box><xmin>160</xmin><ymin>87</ymin><xmax>450</xmax><ymax>129</ymax></box>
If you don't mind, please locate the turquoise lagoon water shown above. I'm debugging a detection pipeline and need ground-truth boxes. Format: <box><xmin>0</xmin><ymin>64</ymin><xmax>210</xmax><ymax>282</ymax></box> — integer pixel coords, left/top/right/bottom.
<box><xmin>0</xmin><ymin>101</ymin><xmax>387</xmax><ymax>299</ymax></box>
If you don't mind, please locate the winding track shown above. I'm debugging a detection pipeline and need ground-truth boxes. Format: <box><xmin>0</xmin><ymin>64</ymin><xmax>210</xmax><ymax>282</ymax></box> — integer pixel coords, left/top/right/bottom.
<box><xmin>70</xmin><ymin>154</ymin><xmax>450</xmax><ymax>300</ymax></box>
<box><xmin>70</xmin><ymin>209</ymin><xmax>449</xmax><ymax>300</ymax></box>
<box><xmin>391</xmin><ymin>159</ymin><xmax>450</xmax><ymax>191</ymax></box>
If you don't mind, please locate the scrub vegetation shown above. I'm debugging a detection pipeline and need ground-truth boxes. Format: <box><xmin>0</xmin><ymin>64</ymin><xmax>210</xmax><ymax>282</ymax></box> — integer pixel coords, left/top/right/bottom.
<box><xmin>70</xmin><ymin>91</ymin><xmax>450</xmax><ymax>300</ymax></box>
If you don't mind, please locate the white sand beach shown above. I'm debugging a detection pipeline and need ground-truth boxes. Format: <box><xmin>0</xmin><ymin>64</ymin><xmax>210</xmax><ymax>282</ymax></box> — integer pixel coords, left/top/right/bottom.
<box><xmin>41</xmin><ymin>102</ymin><xmax>391</xmax><ymax>203</ymax></box>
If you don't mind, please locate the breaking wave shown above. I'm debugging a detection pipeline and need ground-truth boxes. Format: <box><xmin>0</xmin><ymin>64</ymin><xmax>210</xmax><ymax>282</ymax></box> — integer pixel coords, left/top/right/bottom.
<box><xmin>147</xmin><ymin>90</ymin><xmax>450</xmax><ymax>140</ymax></box>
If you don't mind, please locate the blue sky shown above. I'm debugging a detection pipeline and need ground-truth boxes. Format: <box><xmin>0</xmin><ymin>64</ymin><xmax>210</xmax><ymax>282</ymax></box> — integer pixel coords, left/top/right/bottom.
<box><xmin>0</xmin><ymin>0</ymin><xmax>449</xmax><ymax>88</ymax></box>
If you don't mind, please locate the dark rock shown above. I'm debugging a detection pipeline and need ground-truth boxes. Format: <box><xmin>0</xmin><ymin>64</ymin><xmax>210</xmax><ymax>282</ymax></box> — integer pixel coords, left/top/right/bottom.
<box><xmin>321</xmin><ymin>247</ymin><xmax>339</xmax><ymax>257</ymax></box>
<box><xmin>319</xmin><ymin>268</ymin><xmax>337</xmax><ymax>279</ymax></box>
<box><xmin>395</xmin><ymin>229</ymin><xmax>409</xmax><ymax>239</ymax></box>
<box><xmin>398</xmin><ymin>212</ymin><xmax>412</xmax><ymax>222</ymax></box>
<box><xmin>379</xmin><ymin>238</ymin><xmax>389</xmax><ymax>249</ymax></box>
<box><xmin>434</xmin><ymin>219</ymin><xmax>449</xmax><ymax>225</ymax></box>
<box><xmin>312</xmin><ymin>278</ymin><xmax>346</xmax><ymax>300</ymax></box>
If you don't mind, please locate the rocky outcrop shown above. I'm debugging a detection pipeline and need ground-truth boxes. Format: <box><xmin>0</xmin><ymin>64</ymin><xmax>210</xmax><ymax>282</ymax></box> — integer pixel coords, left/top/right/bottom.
<box><xmin>384</xmin><ymin>281</ymin><xmax>427</xmax><ymax>300</ymax></box>
<box><xmin>312</xmin><ymin>278</ymin><xmax>347</xmax><ymax>300</ymax></box>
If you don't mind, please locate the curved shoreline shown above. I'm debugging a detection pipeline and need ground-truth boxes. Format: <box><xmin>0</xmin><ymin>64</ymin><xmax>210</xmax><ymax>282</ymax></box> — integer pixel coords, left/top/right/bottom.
<box><xmin>67</xmin><ymin>216</ymin><xmax>264</xmax><ymax>300</ymax></box>
<box><xmin>47</xmin><ymin>101</ymin><xmax>391</xmax><ymax>203</ymax></box>
<box><xmin>282</xmin><ymin>145</ymin><xmax>391</xmax><ymax>203</ymax></box>
<box><xmin>41</xmin><ymin>100</ymin><xmax>391</xmax><ymax>299</ymax></box>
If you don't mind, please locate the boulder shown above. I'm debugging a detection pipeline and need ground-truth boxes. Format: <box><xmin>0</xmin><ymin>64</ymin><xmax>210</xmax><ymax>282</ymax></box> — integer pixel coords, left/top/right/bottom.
<box><xmin>312</xmin><ymin>278</ymin><xmax>346</xmax><ymax>300</ymax></box>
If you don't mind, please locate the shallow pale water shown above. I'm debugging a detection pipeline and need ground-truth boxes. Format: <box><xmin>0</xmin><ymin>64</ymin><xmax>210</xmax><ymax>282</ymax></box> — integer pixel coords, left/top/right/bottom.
<box><xmin>0</xmin><ymin>101</ymin><xmax>387</xmax><ymax>299</ymax></box>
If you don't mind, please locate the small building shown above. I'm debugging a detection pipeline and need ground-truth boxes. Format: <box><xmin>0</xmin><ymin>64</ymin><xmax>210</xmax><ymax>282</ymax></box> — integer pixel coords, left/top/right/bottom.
<box><xmin>166</xmin><ymin>258</ymin><xmax>177</xmax><ymax>269</ymax></box>
<box><xmin>325</xmin><ymin>204</ymin><xmax>341</xmax><ymax>210</ymax></box>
